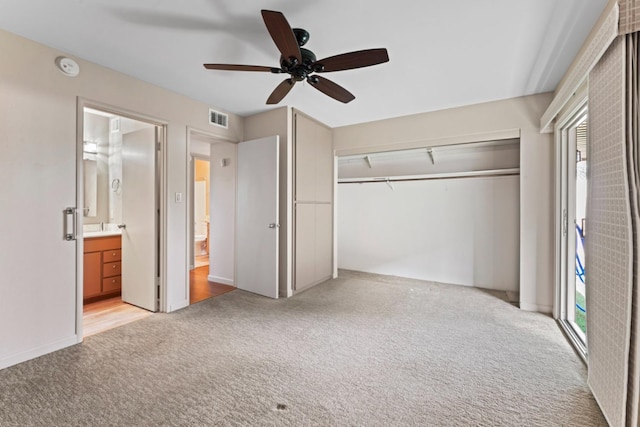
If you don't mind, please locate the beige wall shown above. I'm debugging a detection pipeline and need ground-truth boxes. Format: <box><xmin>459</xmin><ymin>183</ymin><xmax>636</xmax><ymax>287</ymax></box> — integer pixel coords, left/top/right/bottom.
<box><xmin>0</xmin><ymin>28</ymin><xmax>243</xmax><ymax>368</ymax></box>
<box><xmin>333</xmin><ymin>93</ymin><xmax>555</xmax><ymax>313</ymax></box>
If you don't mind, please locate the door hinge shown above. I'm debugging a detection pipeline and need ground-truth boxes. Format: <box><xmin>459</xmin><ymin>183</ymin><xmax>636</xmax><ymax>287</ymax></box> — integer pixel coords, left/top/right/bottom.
<box><xmin>156</xmin><ymin>277</ymin><xmax>161</xmax><ymax>308</ymax></box>
<box><xmin>562</xmin><ymin>209</ymin><xmax>568</xmax><ymax>237</ymax></box>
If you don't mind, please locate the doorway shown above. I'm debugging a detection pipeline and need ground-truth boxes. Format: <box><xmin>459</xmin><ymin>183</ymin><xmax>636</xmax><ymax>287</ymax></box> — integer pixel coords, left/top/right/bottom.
<box><xmin>193</xmin><ymin>157</ymin><xmax>210</xmax><ymax>269</ymax></box>
<box><xmin>188</xmin><ymin>130</ymin><xmax>237</xmax><ymax>304</ymax></box>
<box><xmin>557</xmin><ymin>103</ymin><xmax>588</xmax><ymax>357</ymax></box>
<box><xmin>78</xmin><ymin>103</ymin><xmax>165</xmax><ymax>337</ymax></box>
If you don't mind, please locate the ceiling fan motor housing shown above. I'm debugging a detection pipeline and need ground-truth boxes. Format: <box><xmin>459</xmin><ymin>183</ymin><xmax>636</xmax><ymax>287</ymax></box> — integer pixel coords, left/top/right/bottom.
<box><xmin>292</xmin><ymin>28</ymin><xmax>310</xmax><ymax>46</ymax></box>
<box><xmin>280</xmin><ymin>46</ymin><xmax>319</xmax><ymax>81</ymax></box>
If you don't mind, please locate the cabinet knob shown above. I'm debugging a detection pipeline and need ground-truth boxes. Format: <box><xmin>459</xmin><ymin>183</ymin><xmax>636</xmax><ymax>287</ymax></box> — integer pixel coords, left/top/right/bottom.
<box><xmin>112</xmin><ymin>279</ymin><xmax>116</xmax><ymax>283</ymax></box>
<box><xmin>113</xmin><ymin>265</ymin><xmax>117</xmax><ymax>269</ymax></box>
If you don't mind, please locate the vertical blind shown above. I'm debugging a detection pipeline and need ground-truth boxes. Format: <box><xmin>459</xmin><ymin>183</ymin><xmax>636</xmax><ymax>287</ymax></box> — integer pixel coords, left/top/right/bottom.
<box><xmin>585</xmin><ymin>6</ymin><xmax>640</xmax><ymax>421</ymax></box>
<box><xmin>587</xmin><ymin>35</ymin><xmax>633</xmax><ymax>427</ymax></box>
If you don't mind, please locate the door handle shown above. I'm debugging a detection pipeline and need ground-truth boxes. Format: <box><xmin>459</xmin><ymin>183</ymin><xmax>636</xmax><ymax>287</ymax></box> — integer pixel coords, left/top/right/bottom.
<box><xmin>268</xmin><ymin>223</ymin><xmax>280</xmax><ymax>229</ymax></box>
<box><xmin>118</xmin><ymin>224</ymin><xmax>127</xmax><ymax>229</ymax></box>
<box><xmin>63</xmin><ymin>207</ymin><xmax>77</xmax><ymax>241</ymax></box>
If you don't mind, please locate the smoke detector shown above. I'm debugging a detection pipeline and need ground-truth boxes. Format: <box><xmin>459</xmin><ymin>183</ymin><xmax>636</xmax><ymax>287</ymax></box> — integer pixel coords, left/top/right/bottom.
<box><xmin>55</xmin><ymin>56</ymin><xmax>80</xmax><ymax>77</ymax></box>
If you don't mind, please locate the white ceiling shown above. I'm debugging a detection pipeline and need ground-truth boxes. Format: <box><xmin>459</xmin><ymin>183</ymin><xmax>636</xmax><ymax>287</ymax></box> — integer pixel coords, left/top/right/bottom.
<box><xmin>0</xmin><ymin>0</ymin><xmax>608</xmax><ymax>127</ymax></box>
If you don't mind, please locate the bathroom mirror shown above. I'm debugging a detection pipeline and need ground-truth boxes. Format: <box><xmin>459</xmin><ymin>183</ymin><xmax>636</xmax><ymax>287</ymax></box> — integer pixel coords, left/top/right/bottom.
<box><xmin>83</xmin><ymin>159</ymin><xmax>97</xmax><ymax>217</ymax></box>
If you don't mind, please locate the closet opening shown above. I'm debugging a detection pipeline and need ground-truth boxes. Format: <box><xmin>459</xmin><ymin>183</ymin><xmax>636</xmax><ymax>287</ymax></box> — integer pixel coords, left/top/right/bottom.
<box><xmin>336</xmin><ymin>138</ymin><xmax>521</xmax><ymax>301</ymax></box>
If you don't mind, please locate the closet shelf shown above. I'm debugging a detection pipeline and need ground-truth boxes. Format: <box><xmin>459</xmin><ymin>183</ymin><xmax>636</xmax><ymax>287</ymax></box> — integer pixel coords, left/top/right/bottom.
<box><xmin>337</xmin><ymin>168</ymin><xmax>520</xmax><ymax>184</ymax></box>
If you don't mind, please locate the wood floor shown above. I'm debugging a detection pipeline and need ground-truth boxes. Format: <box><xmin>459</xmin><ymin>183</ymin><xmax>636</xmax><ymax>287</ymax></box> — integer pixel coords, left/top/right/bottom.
<box><xmin>194</xmin><ymin>255</ymin><xmax>208</xmax><ymax>268</ymax></box>
<box><xmin>83</xmin><ymin>297</ymin><xmax>152</xmax><ymax>338</ymax></box>
<box><xmin>83</xmin><ymin>266</ymin><xmax>235</xmax><ymax>337</ymax></box>
<box><xmin>190</xmin><ymin>266</ymin><xmax>235</xmax><ymax>304</ymax></box>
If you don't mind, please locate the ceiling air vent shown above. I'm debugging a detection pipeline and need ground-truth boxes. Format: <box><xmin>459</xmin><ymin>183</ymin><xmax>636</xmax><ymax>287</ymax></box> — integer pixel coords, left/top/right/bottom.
<box><xmin>209</xmin><ymin>109</ymin><xmax>228</xmax><ymax>129</ymax></box>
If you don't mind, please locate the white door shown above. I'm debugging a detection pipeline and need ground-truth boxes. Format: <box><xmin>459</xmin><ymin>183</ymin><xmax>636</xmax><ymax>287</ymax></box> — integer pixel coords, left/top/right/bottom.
<box><xmin>121</xmin><ymin>127</ymin><xmax>158</xmax><ymax>311</ymax></box>
<box><xmin>236</xmin><ymin>136</ymin><xmax>279</xmax><ymax>298</ymax></box>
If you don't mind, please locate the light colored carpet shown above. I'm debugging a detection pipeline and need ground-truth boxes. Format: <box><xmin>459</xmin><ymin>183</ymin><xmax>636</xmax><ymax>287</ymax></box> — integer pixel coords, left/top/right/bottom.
<box><xmin>0</xmin><ymin>270</ymin><xmax>606</xmax><ymax>426</ymax></box>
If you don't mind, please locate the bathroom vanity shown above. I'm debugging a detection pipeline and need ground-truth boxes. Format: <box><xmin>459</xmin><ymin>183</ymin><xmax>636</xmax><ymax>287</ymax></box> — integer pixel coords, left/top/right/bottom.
<box><xmin>83</xmin><ymin>234</ymin><xmax>122</xmax><ymax>303</ymax></box>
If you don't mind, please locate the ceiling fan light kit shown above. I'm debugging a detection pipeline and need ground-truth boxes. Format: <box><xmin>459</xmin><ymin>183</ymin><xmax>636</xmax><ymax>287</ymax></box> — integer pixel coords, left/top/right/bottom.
<box><xmin>203</xmin><ymin>10</ymin><xmax>389</xmax><ymax>105</ymax></box>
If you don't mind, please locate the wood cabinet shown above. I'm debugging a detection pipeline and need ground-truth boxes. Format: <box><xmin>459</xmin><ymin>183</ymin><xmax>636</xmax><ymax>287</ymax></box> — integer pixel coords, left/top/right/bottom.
<box><xmin>83</xmin><ymin>235</ymin><xmax>122</xmax><ymax>303</ymax></box>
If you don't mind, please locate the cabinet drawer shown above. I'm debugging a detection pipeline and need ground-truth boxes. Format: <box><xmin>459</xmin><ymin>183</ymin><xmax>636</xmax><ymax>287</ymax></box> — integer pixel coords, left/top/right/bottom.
<box><xmin>103</xmin><ymin>249</ymin><xmax>121</xmax><ymax>263</ymax></box>
<box><xmin>103</xmin><ymin>261</ymin><xmax>121</xmax><ymax>278</ymax></box>
<box><xmin>102</xmin><ymin>276</ymin><xmax>121</xmax><ymax>293</ymax></box>
<box><xmin>84</xmin><ymin>236</ymin><xmax>121</xmax><ymax>253</ymax></box>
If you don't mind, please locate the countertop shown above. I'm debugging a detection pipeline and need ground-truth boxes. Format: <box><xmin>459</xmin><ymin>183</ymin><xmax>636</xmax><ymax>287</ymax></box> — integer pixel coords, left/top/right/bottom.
<box><xmin>83</xmin><ymin>230</ymin><xmax>122</xmax><ymax>238</ymax></box>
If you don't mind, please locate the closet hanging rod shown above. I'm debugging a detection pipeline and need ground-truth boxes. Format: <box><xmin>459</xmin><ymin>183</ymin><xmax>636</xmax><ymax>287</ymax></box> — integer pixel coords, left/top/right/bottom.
<box><xmin>338</xmin><ymin>168</ymin><xmax>520</xmax><ymax>184</ymax></box>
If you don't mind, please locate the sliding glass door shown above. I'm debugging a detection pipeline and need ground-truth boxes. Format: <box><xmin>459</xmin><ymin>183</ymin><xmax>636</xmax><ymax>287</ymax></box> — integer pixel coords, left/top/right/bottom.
<box><xmin>557</xmin><ymin>105</ymin><xmax>588</xmax><ymax>356</ymax></box>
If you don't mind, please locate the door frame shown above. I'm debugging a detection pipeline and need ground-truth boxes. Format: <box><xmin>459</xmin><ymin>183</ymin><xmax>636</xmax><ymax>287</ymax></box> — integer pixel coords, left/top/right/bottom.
<box><xmin>76</xmin><ymin>98</ymin><xmax>168</xmax><ymax>339</ymax></box>
<box><xmin>553</xmin><ymin>86</ymin><xmax>588</xmax><ymax>361</ymax></box>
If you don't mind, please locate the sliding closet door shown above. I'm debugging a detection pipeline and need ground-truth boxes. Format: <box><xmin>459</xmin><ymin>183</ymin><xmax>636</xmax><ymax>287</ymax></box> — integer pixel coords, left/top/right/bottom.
<box><xmin>0</xmin><ymin>57</ymin><xmax>78</xmax><ymax>369</ymax></box>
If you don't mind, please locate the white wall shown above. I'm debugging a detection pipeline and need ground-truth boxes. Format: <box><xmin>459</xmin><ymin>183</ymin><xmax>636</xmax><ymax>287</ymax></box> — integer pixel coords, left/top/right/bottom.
<box><xmin>209</xmin><ymin>142</ymin><xmax>237</xmax><ymax>286</ymax></box>
<box><xmin>338</xmin><ymin>176</ymin><xmax>520</xmax><ymax>291</ymax></box>
<box><xmin>333</xmin><ymin>93</ymin><xmax>554</xmax><ymax>313</ymax></box>
<box><xmin>0</xmin><ymin>28</ymin><xmax>243</xmax><ymax>369</ymax></box>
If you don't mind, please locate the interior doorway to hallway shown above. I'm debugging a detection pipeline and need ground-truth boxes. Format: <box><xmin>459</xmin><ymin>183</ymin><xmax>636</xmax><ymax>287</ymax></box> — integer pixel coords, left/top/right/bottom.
<box><xmin>188</xmin><ymin>129</ymin><xmax>237</xmax><ymax>304</ymax></box>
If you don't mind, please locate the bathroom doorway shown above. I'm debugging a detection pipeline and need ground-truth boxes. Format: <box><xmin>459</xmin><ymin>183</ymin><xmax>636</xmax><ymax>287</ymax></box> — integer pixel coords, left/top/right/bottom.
<box><xmin>78</xmin><ymin>102</ymin><xmax>166</xmax><ymax>337</ymax></box>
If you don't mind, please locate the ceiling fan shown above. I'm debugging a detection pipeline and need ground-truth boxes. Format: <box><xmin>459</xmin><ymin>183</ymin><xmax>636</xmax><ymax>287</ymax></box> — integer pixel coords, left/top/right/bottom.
<box><xmin>203</xmin><ymin>10</ymin><xmax>389</xmax><ymax>105</ymax></box>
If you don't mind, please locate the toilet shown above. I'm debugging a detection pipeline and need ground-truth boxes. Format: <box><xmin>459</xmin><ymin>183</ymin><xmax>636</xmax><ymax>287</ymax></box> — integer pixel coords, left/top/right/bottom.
<box><xmin>194</xmin><ymin>221</ymin><xmax>208</xmax><ymax>256</ymax></box>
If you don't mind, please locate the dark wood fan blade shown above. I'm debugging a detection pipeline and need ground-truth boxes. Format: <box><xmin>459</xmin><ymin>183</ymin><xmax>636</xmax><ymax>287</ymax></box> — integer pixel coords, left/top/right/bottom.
<box><xmin>267</xmin><ymin>79</ymin><xmax>295</xmax><ymax>104</ymax></box>
<box><xmin>307</xmin><ymin>76</ymin><xmax>355</xmax><ymax>103</ymax></box>
<box><xmin>203</xmin><ymin>64</ymin><xmax>278</xmax><ymax>72</ymax></box>
<box><xmin>312</xmin><ymin>48</ymin><xmax>389</xmax><ymax>73</ymax></box>
<box><xmin>261</xmin><ymin>10</ymin><xmax>302</xmax><ymax>64</ymax></box>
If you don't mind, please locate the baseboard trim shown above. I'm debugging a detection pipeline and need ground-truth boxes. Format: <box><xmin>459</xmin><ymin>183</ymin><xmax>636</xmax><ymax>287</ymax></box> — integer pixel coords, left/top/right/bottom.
<box><xmin>208</xmin><ymin>275</ymin><xmax>234</xmax><ymax>286</ymax></box>
<box><xmin>0</xmin><ymin>335</ymin><xmax>79</xmax><ymax>370</ymax></box>
<box><xmin>520</xmin><ymin>302</ymin><xmax>553</xmax><ymax>314</ymax></box>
